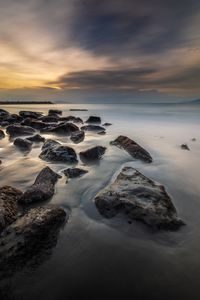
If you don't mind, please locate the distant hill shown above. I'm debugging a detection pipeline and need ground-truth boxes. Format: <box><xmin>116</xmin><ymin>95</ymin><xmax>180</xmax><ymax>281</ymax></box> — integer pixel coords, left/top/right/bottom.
<box><xmin>0</xmin><ymin>101</ymin><xmax>53</xmax><ymax>105</ymax></box>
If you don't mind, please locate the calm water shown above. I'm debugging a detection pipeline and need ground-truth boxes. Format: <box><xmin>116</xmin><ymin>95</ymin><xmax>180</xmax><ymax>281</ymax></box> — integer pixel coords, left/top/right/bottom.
<box><xmin>0</xmin><ymin>102</ymin><xmax>200</xmax><ymax>299</ymax></box>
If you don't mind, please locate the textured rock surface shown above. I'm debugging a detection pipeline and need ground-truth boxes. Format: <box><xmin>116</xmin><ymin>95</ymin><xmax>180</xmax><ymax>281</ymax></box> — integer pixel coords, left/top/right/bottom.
<box><xmin>19</xmin><ymin>111</ymin><xmax>43</xmax><ymax>119</ymax></box>
<box><xmin>81</xmin><ymin>125</ymin><xmax>105</xmax><ymax>132</ymax></box>
<box><xmin>111</xmin><ymin>135</ymin><xmax>152</xmax><ymax>163</ymax></box>
<box><xmin>70</xmin><ymin>130</ymin><xmax>85</xmax><ymax>144</ymax></box>
<box><xmin>14</xmin><ymin>138</ymin><xmax>33</xmax><ymax>150</ymax></box>
<box><xmin>6</xmin><ymin>124</ymin><xmax>36</xmax><ymax>138</ymax></box>
<box><xmin>95</xmin><ymin>166</ymin><xmax>184</xmax><ymax>230</ymax></box>
<box><xmin>20</xmin><ymin>167</ymin><xmax>61</xmax><ymax>204</ymax></box>
<box><xmin>39</xmin><ymin>139</ymin><xmax>77</xmax><ymax>162</ymax></box>
<box><xmin>27</xmin><ymin>134</ymin><xmax>45</xmax><ymax>143</ymax></box>
<box><xmin>41</xmin><ymin>122</ymin><xmax>79</xmax><ymax>135</ymax></box>
<box><xmin>0</xmin><ymin>186</ymin><xmax>23</xmax><ymax>233</ymax></box>
<box><xmin>80</xmin><ymin>146</ymin><xmax>106</xmax><ymax>161</ymax></box>
<box><xmin>63</xmin><ymin>167</ymin><xmax>88</xmax><ymax>178</ymax></box>
<box><xmin>21</xmin><ymin>118</ymin><xmax>47</xmax><ymax>130</ymax></box>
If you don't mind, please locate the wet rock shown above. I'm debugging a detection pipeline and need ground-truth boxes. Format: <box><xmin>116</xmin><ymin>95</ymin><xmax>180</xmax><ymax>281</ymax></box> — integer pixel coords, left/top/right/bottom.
<box><xmin>14</xmin><ymin>138</ymin><xmax>33</xmax><ymax>151</ymax></box>
<box><xmin>81</xmin><ymin>125</ymin><xmax>105</xmax><ymax>132</ymax></box>
<box><xmin>0</xmin><ymin>205</ymin><xmax>68</xmax><ymax>278</ymax></box>
<box><xmin>103</xmin><ymin>123</ymin><xmax>112</xmax><ymax>126</ymax></box>
<box><xmin>63</xmin><ymin>168</ymin><xmax>88</xmax><ymax>179</ymax></box>
<box><xmin>0</xmin><ymin>114</ymin><xmax>22</xmax><ymax>125</ymax></box>
<box><xmin>0</xmin><ymin>129</ymin><xmax>5</xmax><ymax>139</ymax></box>
<box><xmin>95</xmin><ymin>166</ymin><xmax>184</xmax><ymax>230</ymax></box>
<box><xmin>41</xmin><ymin>122</ymin><xmax>79</xmax><ymax>135</ymax></box>
<box><xmin>98</xmin><ymin>131</ymin><xmax>106</xmax><ymax>135</ymax></box>
<box><xmin>39</xmin><ymin>139</ymin><xmax>77</xmax><ymax>163</ymax></box>
<box><xmin>19</xmin><ymin>111</ymin><xmax>43</xmax><ymax>119</ymax></box>
<box><xmin>0</xmin><ymin>186</ymin><xmax>23</xmax><ymax>233</ymax></box>
<box><xmin>63</xmin><ymin>116</ymin><xmax>83</xmax><ymax>123</ymax></box>
<box><xmin>111</xmin><ymin>135</ymin><xmax>152</xmax><ymax>163</ymax></box>
<box><xmin>39</xmin><ymin>115</ymin><xmax>59</xmax><ymax>123</ymax></box>
<box><xmin>27</xmin><ymin>134</ymin><xmax>45</xmax><ymax>143</ymax></box>
<box><xmin>80</xmin><ymin>146</ymin><xmax>106</xmax><ymax>161</ymax></box>
<box><xmin>6</xmin><ymin>124</ymin><xmax>36</xmax><ymax>138</ymax></box>
<box><xmin>86</xmin><ymin>116</ymin><xmax>101</xmax><ymax>123</ymax></box>
<box><xmin>70</xmin><ymin>130</ymin><xmax>85</xmax><ymax>144</ymax></box>
<box><xmin>0</xmin><ymin>109</ymin><xmax>9</xmax><ymax>117</ymax></box>
<box><xmin>48</xmin><ymin>109</ymin><xmax>62</xmax><ymax>116</ymax></box>
<box><xmin>21</xmin><ymin>118</ymin><xmax>47</xmax><ymax>130</ymax></box>
<box><xmin>181</xmin><ymin>144</ymin><xmax>190</xmax><ymax>150</ymax></box>
<box><xmin>20</xmin><ymin>167</ymin><xmax>61</xmax><ymax>204</ymax></box>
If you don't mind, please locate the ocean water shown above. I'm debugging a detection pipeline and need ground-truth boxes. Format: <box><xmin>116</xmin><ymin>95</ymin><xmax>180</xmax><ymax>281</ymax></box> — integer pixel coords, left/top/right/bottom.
<box><xmin>0</xmin><ymin>102</ymin><xmax>200</xmax><ymax>299</ymax></box>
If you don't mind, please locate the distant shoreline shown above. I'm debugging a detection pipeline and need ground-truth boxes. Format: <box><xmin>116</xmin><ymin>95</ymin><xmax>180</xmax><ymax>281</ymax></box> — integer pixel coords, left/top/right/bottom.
<box><xmin>0</xmin><ymin>101</ymin><xmax>53</xmax><ymax>105</ymax></box>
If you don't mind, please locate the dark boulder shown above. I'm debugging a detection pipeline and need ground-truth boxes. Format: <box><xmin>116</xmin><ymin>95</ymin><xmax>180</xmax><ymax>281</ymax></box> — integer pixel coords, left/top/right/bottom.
<box><xmin>13</xmin><ymin>138</ymin><xmax>33</xmax><ymax>151</ymax></box>
<box><xmin>0</xmin><ymin>129</ymin><xmax>5</xmax><ymax>139</ymax></box>
<box><xmin>39</xmin><ymin>139</ymin><xmax>77</xmax><ymax>163</ymax></box>
<box><xmin>81</xmin><ymin>125</ymin><xmax>105</xmax><ymax>132</ymax></box>
<box><xmin>41</xmin><ymin>122</ymin><xmax>79</xmax><ymax>135</ymax></box>
<box><xmin>39</xmin><ymin>115</ymin><xmax>59</xmax><ymax>123</ymax></box>
<box><xmin>0</xmin><ymin>109</ymin><xmax>9</xmax><ymax>117</ymax></box>
<box><xmin>86</xmin><ymin>116</ymin><xmax>101</xmax><ymax>123</ymax></box>
<box><xmin>80</xmin><ymin>146</ymin><xmax>106</xmax><ymax>161</ymax></box>
<box><xmin>181</xmin><ymin>144</ymin><xmax>190</xmax><ymax>150</ymax></box>
<box><xmin>111</xmin><ymin>135</ymin><xmax>152</xmax><ymax>163</ymax></box>
<box><xmin>27</xmin><ymin>134</ymin><xmax>45</xmax><ymax>143</ymax></box>
<box><xmin>20</xmin><ymin>167</ymin><xmax>61</xmax><ymax>204</ymax></box>
<box><xmin>70</xmin><ymin>130</ymin><xmax>85</xmax><ymax>144</ymax></box>
<box><xmin>6</xmin><ymin>124</ymin><xmax>36</xmax><ymax>138</ymax></box>
<box><xmin>19</xmin><ymin>111</ymin><xmax>43</xmax><ymax>119</ymax></box>
<box><xmin>63</xmin><ymin>168</ymin><xmax>88</xmax><ymax>179</ymax></box>
<box><xmin>95</xmin><ymin>166</ymin><xmax>184</xmax><ymax>230</ymax></box>
<box><xmin>0</xmin><ymin>186</ymin><xmax>23</xmax><ymax>233</ymax></box>
<box><xmin>21</xmin><ymin>118</ymin><xmax>47</xmax><ymax>130</ymax></box>
<box><xmin>48</xmin><ymin>109</ymin><xmax>62</xmax><ymax>116</ymax></box>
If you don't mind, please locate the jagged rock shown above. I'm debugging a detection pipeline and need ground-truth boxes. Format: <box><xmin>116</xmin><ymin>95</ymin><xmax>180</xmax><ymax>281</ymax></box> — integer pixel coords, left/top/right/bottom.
<box><xmin>19</xmin><ymin>111</ymin><xmax>43</xmax><ymax>119</ymax></box>
<box><xmin>48</xmin><ymin>109</ymin><xmax>62</xmax><ymax>116</ymax></box>
<box><xmin>6</xmin><ymin>124</ymin><xmax>36</xmax><ymax>138</ymax></box>
<box><xmin>21</xmin><ymin>118</ymin><xmax>47</xmax><ymax>130</ymax></box>
<box><xmin>95</xmin><ymin>166</ymin><xmax>184</xmax><ymax>230</ymax></box>
<box><xmin>63</xmin><ymin>168</ymin><xmax>88</xmax><ymax>179</ymax></box>
<box><xmin>0</xmin><ymin>109</ymin><xmax>9</xmax><ymax>117</ymax></box>
<box><xmin>20</xmin><ymin>167</ymin><xmax>61</xmax><ymax>204</ymax></box>
<box><xmin>111</xmin><ymin>135</ymin><xmax>152</xmax><ymax>163</ymax></box>
<box><xmin>80</xmin><ymin>146</ymin><xmax>106</xmax><ymax>161</ymax></box>
<box><xmin>27</xmin><ymin>134</ymin><xmax>45</xmax><ymax>143</ymax></box>
<box><xmin>0</xmin><ymin>186</ymin><xmax>23</xmax><ymax>233</ymax></box>
<box><xmin>0</xmin><ymin>129</ymin><xmax>5</xmax><ymax>139</ymax></box>
<box><xmin>181</xmin><ymin>144</ymin><xmax>190</xmax><ymax>150</ymax></box>
<box><xmin>70</xmin><ymin>130</ymin><xmax>85</xmax><ymax>144</ymax></box>
<box><xmin>103</xmin><ymin>123</ymin><xmax>112</xmax><ymax>126</ymax></box>
<box><xmin>86</xmin><ymin>116</ymin><xmax>101</xmax><ymax>123</ymax></box>
<box><xmin>13</xmin><ymin>138</ymin><xmax>33</xmax><ymax>150</ymax></box>
<box><xmin>39</xmin><ymin>139</ymin><xmax>77</xmax><ymax>162</ymax></box>
<box><xmin>39</xmin><ymin>115</ymin><xmax>59</xmax><ymax>123</ymax></box>
<box><xmin>41</xmin><ymin>122</ymin><xmax>79</xmax><ymax>135</ymax></box>
<box><xmin>81</xmin><ymin>125</ymin><xmax>105</xmax><ymax>132</ymax></box>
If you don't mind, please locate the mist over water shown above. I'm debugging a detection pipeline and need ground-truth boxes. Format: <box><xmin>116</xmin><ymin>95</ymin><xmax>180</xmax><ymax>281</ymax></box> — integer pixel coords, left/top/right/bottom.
<box><xmin>0</xmin><ymin>102</ymin><xmax>200</xmax><ymax>299</ymax></box>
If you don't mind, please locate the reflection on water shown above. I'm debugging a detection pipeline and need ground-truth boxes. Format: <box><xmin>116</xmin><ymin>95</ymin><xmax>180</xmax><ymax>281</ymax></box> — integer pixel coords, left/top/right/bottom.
<box><xmin>0</xmin><ymin>103</ymin><xmax>200</xmax><ymax>299</ymax></box>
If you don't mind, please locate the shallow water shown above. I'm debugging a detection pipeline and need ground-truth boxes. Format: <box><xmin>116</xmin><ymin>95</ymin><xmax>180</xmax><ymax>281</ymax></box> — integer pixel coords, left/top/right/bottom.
<box><xmin>0</xmin><ymin>102</ymin><xmax>200</xmax><ymax>299</ymax></box>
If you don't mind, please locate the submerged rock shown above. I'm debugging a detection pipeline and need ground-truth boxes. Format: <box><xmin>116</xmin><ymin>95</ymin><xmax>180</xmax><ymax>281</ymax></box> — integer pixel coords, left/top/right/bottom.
<box><xmin>20</xmin><ymin>167</ymin><xmax>61</xmax><ymax>204</ymax></box>
<box><xmin>39</xmin><ymin>139</ymin><xmax>77</xmax><ymax>162</ymax></box>
<box><xmin>27</xmin><ymin>134</ymin><xmax>45</xmax><ymax>143</ymax></box>
<box><xmin>70</xmin><ymin>130</ymin><xmax>85</xmax><ymax>144</ymax></box>
<box><xmin>181</xmin><ymin>144</ymin><xmax>190</xmax><ymax>150</ymax></box>
<box><xmin>0</xmin><ymin>186</ymin><xmax>23</xmax><ymax>233</ymax></box>
<box><xmin>81</xmin><ymin>125</ymin><xmax>105</xmax><ymax>132</ymax></box>
<box><xmin>19</xmin><ymin>111</ymin><xmax>43</xmax><ymax>119</ymax></box>
<box><xmin>48</xmin><ymin>109</ymin><xmax>62</xmax><ymax>116</ymax></box>
<box><xmin>14</xmin><ymin>138</ymin><xmax>33</xmax><ymax>150</ymax></box>
<box><xmin>63</xmin><ymin>167</ymin><xmax>88</xmax><ymax>179</ymax></box>
<box><xmin>86</xmin><ymin>116</ymin><xmax>101</xmax><ymax>123</ymax></box>
<box><xmin>0</xmin><ymin>129</ymin><xmax>5</xmax><ymax>139</ymax></box>
<box><xmin>6</xmin><ymin>124</ymin><xmax>36</xmax><ymax>138</ymax></box>
<box><xmin>191</xmin><ymin>138</ymin><xmax>196</xmax><ymax>141</ymax></box>
<box><xmin>95</xmin><ymin>166</ymin><xmax>184</xmax><ymax>230</ymax></box>
<box><xmin>111</xmin><ymin>135</ymin><xmax>152</xmax><ymax>163</ymax></box>
<box><xmin>80</xmin><ymin>146</ymin><xmax>106</xmax><ymax>161</ymax></box>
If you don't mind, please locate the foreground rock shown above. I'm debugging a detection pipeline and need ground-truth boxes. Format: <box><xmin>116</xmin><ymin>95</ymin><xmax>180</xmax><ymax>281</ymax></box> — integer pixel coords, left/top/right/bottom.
<box><xmin>27</xmin><ymin>134</ymin><xmax>45</xmax><ymax>143</ymax></box>
<box><xmin>14</xmin><ymin>138</ymin><xmax>33</xmax><ymax>151</ymax></box>
<box><xmin>111</xmin><ymin>135</ymin><xmax>152</xmax><ymax>163</ymax></box>
<box><xmin>41</xmin><ymin>122</ymin><xmax>79</xmax><ymax>135</ymax></box>
<box><xmin>181</xmin><ymin>144</ymin><xmax>190</xmax><ymax>150</ymax></box>
<box><xmin>63</xmin><ymin>168</ymin><xmax>88</xmax><ymax>179</ymax></box>
<box><xmin>70</xmin><ymin>130</ymin><xmax>85</xmax><ymax>143</ymax></box>
<box><xmin>95</xmin><ymin>167</ymin><xmax>184</xmax><ymax>230</ymax></box>
<box><xmin>19</xmin><ymin>111</ymin><xmax>43</xmax><ymax>119</ymax></box>
<box><xmin>80</xmin><ymin>146</ymin><xmax>106</xmax><ymax>161</ymax></box>
<box><xmin>0</xmin><ymin>205</ymin><xmax>68</xmax><ymax>278</ymax></box>
<box><xmin>0</xmin><ymin>129</ymin><xmax>5</xmax><ymax>139</ymax></box>
<box><xmin>39</xmin><ymin>139</ymin><xmax>77</xmax><ymax>163</ymax></box>
<box><xmin>6</xmin><ymin>124</ymin><xmax>36</xmax><ymax>138</ymax></box>
<box><xmin>86</xmin><ymin>116</ymin><xmax>101</xmax><ymax>123</ymax></box>
<box><xmin>20</xmin><ymin>167</ymin><xmax>61</xmax><ymax>204</ymax></box>
<box><xmin>81</xmin><ymin>125</ymin><xmax>105</xmax><ymax>132</ymax></box>
<box><xmin>0</xmin><ymin>186</ymin><xmax>23</xmax><ymax>233</ymax></box>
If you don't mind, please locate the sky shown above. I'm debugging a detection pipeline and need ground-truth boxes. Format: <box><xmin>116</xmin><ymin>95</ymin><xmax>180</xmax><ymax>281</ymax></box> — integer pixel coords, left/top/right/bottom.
<box><xmin>0</xmin><ymin>0</ymin><xmax>200</xmax><ymax>102</ymax></box>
